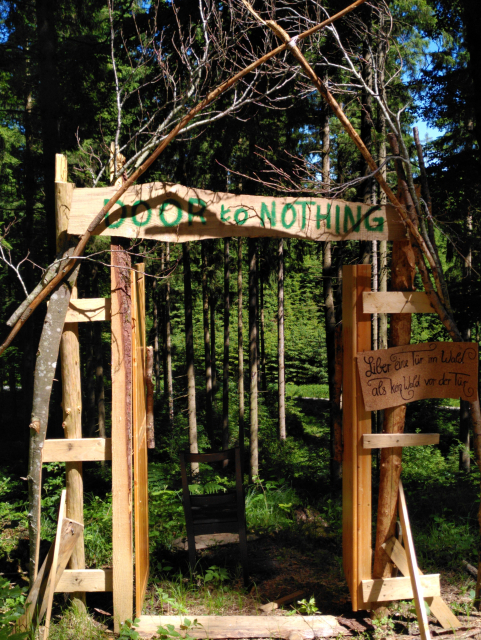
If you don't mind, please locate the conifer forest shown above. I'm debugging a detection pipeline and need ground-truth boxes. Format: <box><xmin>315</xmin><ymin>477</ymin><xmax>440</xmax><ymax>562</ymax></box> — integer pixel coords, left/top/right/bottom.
<box><xmin>1</xmin><ymin>0</ymin><xmax>481</xmax><ymax>638</ymax></box>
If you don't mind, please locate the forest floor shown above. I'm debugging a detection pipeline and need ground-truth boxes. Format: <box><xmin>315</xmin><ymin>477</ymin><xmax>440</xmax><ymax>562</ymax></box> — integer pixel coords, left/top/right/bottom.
<box><xmin>1</xmin><ymin>496</ymin><xmax>481</xmax><ymax>639</ymax></box>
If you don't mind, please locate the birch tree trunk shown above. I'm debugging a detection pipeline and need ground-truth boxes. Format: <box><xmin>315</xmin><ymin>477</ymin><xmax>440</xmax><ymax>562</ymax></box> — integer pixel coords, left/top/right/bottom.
<box><xmin>165</xmin><ymin>243</ymin><xmax>174</xmax><ymax>430</ymax></box>
<box><xmin>28</xmin><ymin>256</ymin><xmax>78</xmax><ymax>582</ymax></box>
<box><xmin>222</xmin><ymin>239</ymin><xmax>230</xmax><ymax>450</ymax></box>
<box><xmin>248</xmin><ymin>238</ymin><xmax>258</xmax><ymax>480</ymax></box>
<box><xmin>202</xmin><ymin>241</ymin><xmax>214</xmax><ymax>442</ymax></box>
<box><xmin>278</xmin><ymin>238</ymin><xmax>286</xmax><ymax>441</ymax></box>
<box><xmin>238</xmin><ymin>238</ymin><xmax>245</xmax><ymax>454</ymax></box>
<box><xmin>183</xmin><ymin>242</ymin><xmax>199</xmax><ymax>473</ymax></box>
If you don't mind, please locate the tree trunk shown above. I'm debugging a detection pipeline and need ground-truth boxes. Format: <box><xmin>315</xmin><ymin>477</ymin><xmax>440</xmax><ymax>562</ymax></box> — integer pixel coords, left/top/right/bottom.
<box><xmin>95</xmin><ymin>322</ymin><xmax>105</xmax><ymax>440</ymax></box>
<box><xmin>28</xmin><ymin>260</ymin><xmax>78</xmax><ymax>582</ymax></box>
<box><xmin>260</xmin><ymin>265</ymin><xmax>267</xmax><ymax>393</ymax></box>
<box><xmin>202</xmin><ymin>241</ymin><xmax>214</xmax><ymax>442</ymax></box>
<box><xmin>278</xmin><ymin>238</ymin><xmax>286</xmax><ymax>441</ymax></box>
<box><xmin>165</xmin><ymin>243</ymin><xmax>174</xmax><ymax>429</ymax></box>
<box><xmin>238</xmin><ymin>238</ymin><xmax>245</xmax><ymax>454</ymax></box>
<box><xmin>211</xmin><ymin>294</ymin><xmax>217</xmax><ymax>405</ymax></box>
<box><xmin>460</xmin><ymin>211</ymin><xmax>473</xmax><ymax>472</ymax></box>
<box><xmin>223</xmin><ymin>239</ymin><xmax>230</xmax><ymax>450</ymax></box>
<box><xmin>324</xmin><ymin>242</ymin><xmax>341</xmax><ymax>484</ymax></box>
<box><xmin>152</xmin><ymin>272</ymin><xmax>161</xmax><ymax>397</ymax></box>
<box><xmin>183</xmin><ymin>242</ymin><xmax>199</xmax><ymax>473</ymax></box>
<box><xmin>248</xmin><ymin>239</ymin><xmax>258</xmax><ymax>480</ymax></box>
<box><xmin>372</xmin><ymin>192</ymin><xmax>416</xmax><ymax>585</ymax></box>
<box><xmin>35</xmin><ymin>0</ymin><xmax>60</xmax><ymax>260</ymax></box>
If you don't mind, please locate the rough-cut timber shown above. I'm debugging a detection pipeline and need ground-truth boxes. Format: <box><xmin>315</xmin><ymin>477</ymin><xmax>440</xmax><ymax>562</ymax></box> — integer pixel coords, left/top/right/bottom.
<box><xmin>342</xmin><ymin>265</ymin><xmax>372</xmax><ymax>611</ymax></box>
<box><xmin>67</xmin><ymin>182</ymin><xmax>406</xmax><ymax>243</ymax></box>
<box><xmin>134</xmin><ymin>615</ymin><xmax>345</xmax><ymax>639</ymax></box>
<box><xmin>362</xmin><ymin>291</ymin><xmax>434</xmax><ymax>314</ymax></box>
<box><xmin>111</xmin><ymin>241</ymin><xmax>133</xmax><ymax>631</ymax></box>
<box><xmin>42</xmin><ymin>438</ymin><xmax>112</xmax><ymax>462</ymax></box>
<box><xmin>362</xmin><ymin>434</ymin><xmax>440</xmax><ymax>449</ymax></box>
<box><xmin>132</xmin><ymin>263</ymin><xmax>150</xmax><ymax>617</ymax></box>
<box><xmin>64</xmin><ymin>297</ymin><xmax>111</xmax><ymax>322</ymax></box>
<box><xmin>383</xmin><ymin>536</ymin><xmax>460</xmax><ymax>629</ymax></box>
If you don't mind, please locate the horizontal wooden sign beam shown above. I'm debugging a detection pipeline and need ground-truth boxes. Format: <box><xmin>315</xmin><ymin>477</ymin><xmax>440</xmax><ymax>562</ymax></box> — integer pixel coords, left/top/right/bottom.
<box><xmin>361</xmin><ymin>574</ymin><xmax>440</xmax><ymax>603</ymax></box>
<box><xmin>67</xmin><ymin>182</ymin><xmax>407</xmax><ymax>243</ymax></box>
<box><xmin>362</xmin><ymin>433</ymin><xmax>440</xmax><ymax>449</ymax></box>
<box><xmin>363</xmin><ymin>292</ymin><xmax>435</xmax><ymax>314</ymax></box>
<box><xmin>65</xmin><ymin>298</ymin><xmax>111</xmax><ymax>323</ymax></box>
<box><xmin>42</xmin><ymin>438</ymin><xmax>112</xmax><ymax>462</ymax></box>
<box><xmin>55</xmin><ymin>569</ymin><xmax>113</xmax><ymax>592</ymax></box>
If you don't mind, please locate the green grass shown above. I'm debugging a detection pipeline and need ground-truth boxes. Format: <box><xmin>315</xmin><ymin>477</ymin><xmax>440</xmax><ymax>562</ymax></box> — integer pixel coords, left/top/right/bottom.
<box><xmin>285</xmin><ymin>383</ymin><xmax>329</xmax><ymax>398</ymax></box>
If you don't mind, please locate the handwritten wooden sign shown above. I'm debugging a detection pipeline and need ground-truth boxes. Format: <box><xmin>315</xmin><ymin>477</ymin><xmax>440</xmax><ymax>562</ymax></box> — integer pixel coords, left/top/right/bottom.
<box><xmin>67</xmin><ymin>182</ymin><xmax>407</xmax><ymax>243</ymax></box>
<box><xmin>357</xmin><ymin>342</ymin><xmax>479</xmax><ymax>411</ymax></box>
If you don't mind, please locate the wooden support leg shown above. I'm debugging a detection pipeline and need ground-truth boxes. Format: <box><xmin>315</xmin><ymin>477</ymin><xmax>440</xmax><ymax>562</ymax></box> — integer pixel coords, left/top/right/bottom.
<box><xmin>398</xmin><ymin>481</ymin><xmax>431</xmax><ymax>640</ymax></box>
<box><xmin>383</xmin><ymin>536</ymin><xmax>461</xmax><ymax>630</ymax></box>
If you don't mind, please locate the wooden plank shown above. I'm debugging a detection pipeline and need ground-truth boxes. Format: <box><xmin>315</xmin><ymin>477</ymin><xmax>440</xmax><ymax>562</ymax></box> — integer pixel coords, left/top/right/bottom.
<box><xmin>342</xmin><ymin>265</ymin><xmax>372</xmax><ymax>611</ymax></box>
<box><xmin>111</xmin><ymin>243</ymin><xmax>134</xmax><ymax>632</ymax></box>
<box><xmin>43</xmin><ymin>492</ymin><xmax>67</xmax><ymax>639</ymax></box>
<box><xmin>383</xmin><ymin>537</ymin><xmax>461</xmax><ymax>629</ymax></box>
<box><xmin>362</xmin><ymin>434</ymin><xmax>440</xmax><ymax>449</ymax></box>
<box><xmin>356</xmin><ymin>265</ymin><xmax>372</xmax><ymax>610</ymax></box>
<box><xmin>55</xmin><ymin>569</ymin><xmax>113</xmax><ymax>592</ymax></box>
<box><xmin>65</xmin><ymin>298</ymin><xmax>111</xmax><ymax>323</ymax></box>
<box><xmin>361</xmin><ymin>575</ymin><xmax>440</xmax><ymax>603</ymax></box>
<box><xmin>135</xmin><ymin>615</ymin><xmax>345</xmax><ymax>639</ymax></box>
<box><xmin>43</xmin><ymin>438</ymin><xmax>112</xmax><ymax>462</ymax></box>
<box><xmin>398</xmin><ymin>481</ymin><xmax>431</xmax><ymax>640</ymax></box>
<box><xmin>342</xmin><ymin>267</ymin><xmax>357</xmax><ymax>608</ymax></box>
<box><xmin>132</xmin><ymin>263</ymin><xmax>150</xmax><ymax>618</ymax></box>
<box><xmin>67</xmin><ymin>182</ymin><xmax>407</xmax><ymax>243</ymax></box>
<box><xmin>19</xmin><ymin>509</ymin><xmax>83</xmax><ymax>630</ymax></box>
<box><xmin>363</xmin><ymin>291</ymin><xmax>435</xmax><ymax>314</ymax></box>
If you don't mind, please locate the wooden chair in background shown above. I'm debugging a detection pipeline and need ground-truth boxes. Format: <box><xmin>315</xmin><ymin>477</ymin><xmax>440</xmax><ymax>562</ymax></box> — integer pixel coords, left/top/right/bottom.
<box><xmin>179</xmin><ymin>448</ymin><xmax>248</xmax><ymax>584</ymax></box>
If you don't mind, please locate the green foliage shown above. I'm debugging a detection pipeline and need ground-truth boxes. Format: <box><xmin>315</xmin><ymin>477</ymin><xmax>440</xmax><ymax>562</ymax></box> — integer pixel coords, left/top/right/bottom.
<box><xmin>0</xmin><ymin>578</ymin><xmax>27</xmax><ymax>640</ymax></box>
<box><xmin>119</xmin><ymin>619</ymin><xmax>140</xmax><ymax>640</ymax></box>
<box><xmin>292</xmin><ymin>596</ymin><xmax>320</xmax><ymax>615</ymax></box>
<box><xmin>202</xmin><ymin>566</ymin><xmax>229</xmax><ymax>585</ymax></box>
<box><xmin>156</xmin><ymin>618</ymin><xmax>201</xmax><ymax>640</ymax></box>
<box><xmin>245</xmin><ymin>478</ymin><xmax>297</xmax><ymax>533</ymax></box>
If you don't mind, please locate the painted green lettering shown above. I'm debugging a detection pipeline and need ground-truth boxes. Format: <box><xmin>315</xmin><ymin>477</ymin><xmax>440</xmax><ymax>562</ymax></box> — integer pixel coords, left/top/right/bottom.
<box><xmin>260</xmin><ymin>202</ymin><xmax>276</xmax><ymax>227</ymax></box>
<box><xmin>221</xmin><ymin>205</ymin><xmax>231</xmax><ymax>222</ymax></box>
<box><xmin>159</xmin><ymin>198</ymin><xmax>183</xmax><ymax>227</ymax></box>
<box><xmin>234</xmin><ymin>208</ymin><xmax>248</xmax><ymax>225</ymax></box>
<box><xmin>335</xmin><ymin>205</ymin><xmax>341</xmax><ymax>235</ymax></box>
<box><xmin>344</xmin><ymin>205</ymin><xmax>361</xmax><ymax>232</ymax></box>
<box><xmin>364</xmin><ymin>205</ymin><xmax>384</xmax><ymax>232</ymax></box>
<box><xmin>188</xmin><ymin>198</ymin><xmax>207</xmax><ymax>225</ymax></box>
<box><xmin>281</xmin><ymin>203</ymin><xmax>296</xmax><ymax>229</ymax></box>
<box><xmin>297</xmin><ymin>201</ymin><xmax>314</xmax><ymax>230</ymax></box>
<box><xmin>103</xmin><ymin>198</ymin><xmax>127</xmax><ymax>229</ymax></box>
<box><xmin>132</xmin><ymin>200</ymin><xmax>152</xmax><ymax>227</ymax></box>
<box><xmin>316</xmin><ymin>204</ymin><xmax>331</xmax><ymax>230</ymax></box>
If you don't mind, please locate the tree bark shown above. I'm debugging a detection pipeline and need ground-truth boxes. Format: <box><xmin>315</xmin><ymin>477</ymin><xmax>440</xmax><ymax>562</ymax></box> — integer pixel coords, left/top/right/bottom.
<box><xmin>164</xmin><ymin>243</ymin><xmax>174</xmax><ymax>430</ymax></box>
<box><xmin>278</xmin><ymin>238</ymin><xmax>286</xmax><ymax>441</ymax></box>
<box><xmin>202</xmin><ymin>241</ymin><xmax>214</xmax><ymax>442</ymax></box>
<box><xmin>238</xmin><ymin>238</ymin><xmax>245</xmax><ymax>454</ymax></box>
<box><xmin>211</xmin><ymin>293</ymin><xmax>217</xmax><ymax>405</ymax></box>
<box><xmin>35</xmin><ymin>0</ymin><xmax>60</xmax><ymax>260</ymax></box>
<box><xmin>260</xmin><ymin>264</ymin><xmax>267</xmax><ymax>393</ymax></box>
<box><xmin>28</xmin><ymin>259</ymin><xmax>78</xmax><ymax>583</ymax></box>
<box><xmin>222</xmin><ymin>239</ymin><xmax>230</xmax><ymax>450</ymax></box>
<box><xmin>248</xmin><ymin>239</ymin><xmax>258</xmax><ymax>480</ymax></box>
<box><xmin>183</xmin><ymin>242</ymin><xmax>199</xmax><ymax>473</ymax></box>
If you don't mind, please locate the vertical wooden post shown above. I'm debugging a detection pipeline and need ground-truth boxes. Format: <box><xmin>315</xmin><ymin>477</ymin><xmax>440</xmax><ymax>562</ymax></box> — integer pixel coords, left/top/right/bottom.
<box><xmin>342</xmin><ymin>265</ymin><xmax>372</xmax><ymax>611</ymax></box>
<box><xmin>55</xmin><ymin>154</ymin><xmax>86</xmax><ymax>608</ymax></box>
<box><xmin>111</xmin><ymin>242</ymin><xmax>133</xmax><ymax>631</ymax></box>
